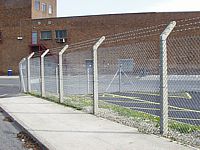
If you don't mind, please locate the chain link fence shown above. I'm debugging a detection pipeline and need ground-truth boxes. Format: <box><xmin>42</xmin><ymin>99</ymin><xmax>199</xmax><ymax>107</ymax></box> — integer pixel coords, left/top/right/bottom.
<box><xmin>19</xmin><ymin>58</ymin><xmax>27</xmax><ymax>92</ymax></box>
<box><xmin>62</xmin><ymin>40</ymin><xmax>98</xmax><ymax>110</ymax></box>
<box><xmin>166</xmin><ymin>18</ymin><xmax>200</xmax><ymax>146</ymax></box>
<box><xmin>43</xmin><ymin>49</ymin><xmax>59</xmax><ymax>97</ymax></box>
<box><xmin>30</xmin><ymin>57</ymin><xmax>40</xmax><ymax>93</ymax></box>
<box><xmin>19</xmin><ymin>17</ymin><xmax>200</xmax><ymax>148</ymax></box>
<box><xmin>97</xmin><ymin>28</ymin><xmax>162</xmax><ymax>136</ymax></box>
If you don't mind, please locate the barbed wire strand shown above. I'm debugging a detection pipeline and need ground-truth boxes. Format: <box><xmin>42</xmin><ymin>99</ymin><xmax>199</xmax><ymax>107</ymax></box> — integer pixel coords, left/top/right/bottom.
<box><xmin>106</xmin><ymin>27</ymin><xmax>163</xmax><ymax>42</ymax></box>
<box><xmin>106</xmin><ymin>23</ymin><xmax>167</xmax><ymax>39</ymax></box>
<box><xmin>176</xmin><ymin>16</ymin><xmax>200</xmax><ymax>23</ymax></box>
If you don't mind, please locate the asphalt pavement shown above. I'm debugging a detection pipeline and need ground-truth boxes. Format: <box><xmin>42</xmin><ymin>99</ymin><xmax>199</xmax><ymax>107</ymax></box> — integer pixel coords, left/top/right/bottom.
<box><xmin>99</xmin><ymin>91</ymin><xmax>200</xmax><ymax>125</ymax></box>
<box><xmin>0</xmin><ymin>108</ymin><xmax>26</xmax><ymax>150</ymax></box>
<box><xmin>0</xmin><ymin>76</ymin><xmax>26</xmax><ymax>150</ymax></box>
<box><xmin>0</xmin><ymin>76</ymin><xmax>20</xmax><ymax>97</ymax></box>
<box><xmin>28</xmin><ymin>74</ymin><xmax>200</xmax><ymax>126</ymax></box>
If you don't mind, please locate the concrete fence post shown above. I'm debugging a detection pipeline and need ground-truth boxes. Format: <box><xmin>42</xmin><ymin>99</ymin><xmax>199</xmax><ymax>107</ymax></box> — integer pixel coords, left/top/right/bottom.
<box><xmin>19</xmin><ymin>58</ymin><xmax>26</xmax><ymax>93</ymax></box>
<box><xmin>87</xmin><ymin>67</ymin><xmax>90</xmax><ymax>94</ymax></box>
<box><xmin>93</xmin><ymin>36</ymin><xmax>105</xmax><ymax>115</ymax></box>
<box><xmin>40</xmin><ymin>49</ymin><xmax>49</xmax><ymax>97</ymax></box>
<box><xmin>59</xmin><ymin>45</ymin><xmax>69</xmax><ymax>103</ymax></box>
<box><xmin>27</xmin><ymin>52</ymin><xmax>34</xmax><ymax>93</ymax></box>
<box><xmin>56</xmin><ymin>66</ymin><xmax>59</xmax><ymax>95</ymax></box>
<box><xmin>119</xmin><ymin>64</ymin><xmax>122</xmax><ymax>93</ymax></box>
<box><xmin>160</xmin><ymin>21</ymin><xmax>176</xmax><ymax>135</ymax></box>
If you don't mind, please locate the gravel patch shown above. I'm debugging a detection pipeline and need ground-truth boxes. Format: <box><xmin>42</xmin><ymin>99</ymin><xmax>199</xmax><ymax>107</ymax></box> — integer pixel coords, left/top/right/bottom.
<box><xmin>17</xmin><ymin>131</ymin><xmax>46</xmax><ymax>150</ymax></box>
<box><xmin>83</xmin><ymin>106</ymin><xmax>200</xmax><ymax>149</ymax></box>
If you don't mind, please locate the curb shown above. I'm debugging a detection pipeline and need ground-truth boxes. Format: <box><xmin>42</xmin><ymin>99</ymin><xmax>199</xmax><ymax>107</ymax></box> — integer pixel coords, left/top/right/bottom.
<box><xmin>0</xmin><ymin>105</ymin><xmax>56</xmax><ymax>150</ymax></box>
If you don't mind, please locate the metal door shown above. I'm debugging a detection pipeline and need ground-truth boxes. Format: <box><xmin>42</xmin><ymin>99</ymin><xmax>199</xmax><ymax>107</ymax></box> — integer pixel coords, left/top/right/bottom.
<box><xmin>32</xmin><ymin>32</ymin><xmax>38</xmax><ymax>45</ymax></box>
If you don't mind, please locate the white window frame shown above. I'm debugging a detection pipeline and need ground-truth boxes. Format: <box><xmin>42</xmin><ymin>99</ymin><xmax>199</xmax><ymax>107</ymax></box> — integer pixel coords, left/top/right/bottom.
<box><xmin>41</xmin><ymin>3</ymin><xmax>47</xmax><ymax>12</ymax></box>
<box><xmin>48</xmin><ymin>5</ymin><xmax>53</xmax><ymax>14</ymax></box>
<box><xmin>34</xmin><ymin>0</ymin><xmax>40</xmax><ymax>11</ymax></box>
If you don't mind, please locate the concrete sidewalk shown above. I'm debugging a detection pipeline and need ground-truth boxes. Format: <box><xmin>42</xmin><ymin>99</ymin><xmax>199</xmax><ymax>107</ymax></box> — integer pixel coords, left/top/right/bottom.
<box><xmin>0</xmin><ymin>96</ymin><xmax>195</xmax><ymax>150</ymax></box>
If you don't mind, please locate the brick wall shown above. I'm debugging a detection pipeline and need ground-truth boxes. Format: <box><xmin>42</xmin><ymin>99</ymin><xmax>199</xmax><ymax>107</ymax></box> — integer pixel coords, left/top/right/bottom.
<box><xmin>32</xmin><ymin>12</ymin><xmax>200</xmax><ymax>45</ymax></box>
<box><xmin>31</xmin><ymin>12</ymin><xmax>200</xmax><ymax>75</ymax></box>
<box><xmin>0</xmin><ymin>10</ymin><xmax>200</xmax><ymax>75</ymax></box>
<box><xmin>31</xmin><ymin>0</ymin><xmax>57</xmax><ymax>19</ymax></box>
<box><xmin>0</xmin><ymin>0</ymin><xmax>32</xmax><ymax>75</ymax></box>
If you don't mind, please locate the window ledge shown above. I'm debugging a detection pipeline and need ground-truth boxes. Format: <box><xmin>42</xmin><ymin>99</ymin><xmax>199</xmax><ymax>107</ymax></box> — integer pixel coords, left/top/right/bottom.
<box><xmin>40</xmin><ymin>38</ymin><xmax>52</xmax><ymax>40</ymax></box>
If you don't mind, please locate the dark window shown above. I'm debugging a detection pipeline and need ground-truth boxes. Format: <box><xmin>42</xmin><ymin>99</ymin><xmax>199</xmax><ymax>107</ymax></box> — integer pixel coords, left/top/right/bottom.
<box><xmin>0</xmin><ymin>32</ymin><xmax>2</xmax><ymax>40</ymax></box>
<box><xmin>35</xmin><ymin>0</ymin><xmax>40</xmax><ymax>11</ymax></box>
<box><xmin>32</xmin><ymin>32</ymin><xmax>38</xmax><ymax>44</ymax></box>
<box><xmin>41</xmin><ymin>31</ymin><xmax>52</xmax><ymax>40</ymax></box>
<box><xmin>118</xmin><ymin>59</ymin><xmax>134</xmax><ymax>72</ymax></box>
<box><xmin>55</xmin><ymin>30</ymin><xmax>67</xmax><ymax>39</ymax></box>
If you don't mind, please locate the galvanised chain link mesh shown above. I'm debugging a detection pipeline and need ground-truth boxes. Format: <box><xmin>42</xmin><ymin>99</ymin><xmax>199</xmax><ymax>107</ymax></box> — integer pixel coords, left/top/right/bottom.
<box><xmin>43</xmin><ymin>48</ymin><xmax>59</xmax><ymax>98</ymax></box>
<box><xmin>97</xmin><ymin>24</ymin><xmax>164</xmax><ymax>138</ymax></box>
<box><xmin>19</xmin><ymin>17</ymin><xmax>200</xmax><ymax>148</ymax></box>
<box><xmin>29</xmin><ymin>46</ymin><xmax>64</xmax><ymax>100</ymax></box>
<box><xmin>19</xmin><ymin>58</ymin><xmax>27</xmax><ymax>92</ymax></box>
<box><xmin>30</xmin><ymin>57</ymin><xmax>40</xmax><ymax>94</ymax></box>
<box><xmin>166</xmin><ymin>18</ymin><xmax>200</xmax><ymax>146</ymax></box>
<box><xmin>62</xmin><ymin>39</ymin><xmax>98</xmax><ymax>111</ymax></box>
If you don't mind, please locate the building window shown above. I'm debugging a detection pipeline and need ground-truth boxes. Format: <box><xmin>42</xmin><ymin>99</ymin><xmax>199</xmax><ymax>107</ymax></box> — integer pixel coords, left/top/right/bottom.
<box><xmin>0</xmin><ymin>32</ymin><xmax>2</xmax><ymax>41</ymax></box>
<box><xmin>34</xmin><ymin>0</ymin><xmax>40</xmax><ymax>11</ymax></box>
<box><xmin>55</xmin><ymin>30</ymin><xmax>67</xmax><ymax>39</ymax></box>
<box><xmin>41</xmin><ymin>31</ymin><xmax>52</xmax><ymax>40</ymax></box>
<box><xmin>41</xmin><ymin>3</ymin><xmax>47</xmax><ymax>12</ymax></box>
<box><xmin>48</xmin><ymin>5</ymin><xmax>53</xmax><ymax>14</ymax></box>
<box><xmin>118</xmin><ymin>59</ymin><xmax>134</xmax><ymax>72</ymax></box>
<box><xmin>32</xmin><ymin>32</ymin><xmax>38</xmax><ymax>45</ymax></box>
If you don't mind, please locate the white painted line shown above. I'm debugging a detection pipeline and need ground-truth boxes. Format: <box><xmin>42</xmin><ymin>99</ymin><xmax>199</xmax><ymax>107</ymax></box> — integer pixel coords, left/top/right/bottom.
<box><xmin>126</xmin><ymin>91</ymin><xmax>192</xmax><ymax>99</ymax></box>
<box><xmin>185</xmin><ymin>92</ymin><xmax>192</xmax><ymax>99</ymax></box>
<box><xmin>169</xmin><ymin>109</ymin><xmax>200</xmax><ymax>112</ymax></box>
<box><xmin>0</xmin><ymin>94</ymin><xmax>7</xmax><ymax>98</ymax></box>
<box><xmin>0</xmin><ymin>84</ymin><xmax>19</xmax><ymax>87</ymax></box>
<box><xmin>30</xmin><ymin>79</ymin><xmax>40</xmax><ymax>84</ymax></box>
<box><xmin>105</xmin><ymin>93</ymin><xmax>159</xmax><ymax>105</ymax></box>
<box><xmin>105</xmin><ymin>93</ymin><xmax>200</xmax><ymax>113</ymax></box>
<box><xmin>128</xmin><ymin>107</ymin><xmax>160</xmax><ymax>111</ymax></box>
<box><xmin>169</xmin><ymin>117</ymin><xmax>200</xmax><ymax>121</ymax></box>
<box><xmin>103</xmin><ymin>100</ymin><xmax>152</xmax><ymax>104</ymax></box>
<box><xmin>0</xmin><ymin>76</ymin><xmax>19</xmax><ymax>79</ymax></box>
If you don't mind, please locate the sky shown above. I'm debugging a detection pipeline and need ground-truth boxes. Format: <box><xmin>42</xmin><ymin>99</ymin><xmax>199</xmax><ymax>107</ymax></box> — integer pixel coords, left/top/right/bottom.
<box><xmin>57</xmin><ymin>0</ymin><xmax>200</xmax><ymax>17</ymax></box>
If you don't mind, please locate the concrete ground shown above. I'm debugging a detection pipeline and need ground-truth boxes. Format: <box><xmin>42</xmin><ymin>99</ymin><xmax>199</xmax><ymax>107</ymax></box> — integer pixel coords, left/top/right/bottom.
<box><xmin>0</xmin><ymin>95</ymin><xmax>196</xmax><ymax>150</ymax></box>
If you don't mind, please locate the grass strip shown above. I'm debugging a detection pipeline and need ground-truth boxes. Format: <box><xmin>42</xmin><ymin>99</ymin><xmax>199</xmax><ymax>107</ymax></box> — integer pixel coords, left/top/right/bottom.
<box><xmin>28</xmin><ymin>92</ymin><xmax>200</xmax><ymax>134</ymax></box>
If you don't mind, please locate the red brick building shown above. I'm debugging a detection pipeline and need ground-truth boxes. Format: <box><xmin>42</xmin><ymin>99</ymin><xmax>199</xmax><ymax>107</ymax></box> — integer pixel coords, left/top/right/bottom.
<box><xmin>0</xmin><ymin>0</ymin><xmax>200</xmax><ymax>75</ymax></box>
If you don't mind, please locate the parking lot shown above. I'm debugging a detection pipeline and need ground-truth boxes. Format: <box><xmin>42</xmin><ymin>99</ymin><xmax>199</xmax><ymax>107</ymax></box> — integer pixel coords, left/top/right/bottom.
<box><xmin>99</xmin><ymin>91</ymin><xmax>200</xmax><ymax>125</ymax></box>
<box><xmin>28</xmin><ymin>74</ymin><xmax>200</xmax><ymax>126</ymax></box>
